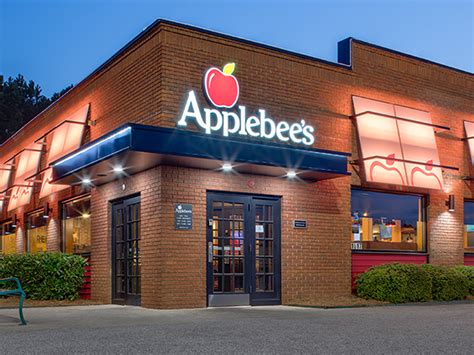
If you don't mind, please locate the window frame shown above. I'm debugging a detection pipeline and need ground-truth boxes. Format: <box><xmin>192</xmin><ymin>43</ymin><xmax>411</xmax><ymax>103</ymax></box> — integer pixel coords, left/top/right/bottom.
<box><xmin>351</xmin><ymin>186</ymin><xmax>428</xmax><ymax>254</ymax></box>
<box><xmin>60</xmin><ymin>194</ymin><xmax>91</xmax><ymax>255</ymax></box>
<box><xmin>463</xmin><ymin>198</ymin><xmax>474</xmax><ymax>254</ymax></box>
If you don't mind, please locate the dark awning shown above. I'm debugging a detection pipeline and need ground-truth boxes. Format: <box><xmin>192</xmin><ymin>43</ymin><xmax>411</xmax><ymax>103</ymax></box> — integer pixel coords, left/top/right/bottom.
<box><xmin>51</xmin><ymin>124</ymin><xmax>350</xmax><ymax>185</ymax></box>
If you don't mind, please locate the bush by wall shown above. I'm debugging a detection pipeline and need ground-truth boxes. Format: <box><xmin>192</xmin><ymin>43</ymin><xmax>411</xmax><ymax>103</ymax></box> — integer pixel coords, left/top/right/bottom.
<box><xmin>357</xmin><ymin>263</ymin><xmax>472</xmax><ymax>303</ymax></box>
<box><xmin>454</xmin><ymin>266</ymin><xmax>474</xmax><ymax>295</ymax></box>
<box><xmin>422</xmin><ymin>265</ymin><xmax>469</xmax><ymax>301</ymax></box>
<box><xmin>356</xmin><ymin>263</ymin><xmax>432</xmax><ymax>303</ymax></box>
<box><xmin>0</xmin><ymin>252</ymin><xmax>86</xmax><ymax>300</ymax></box>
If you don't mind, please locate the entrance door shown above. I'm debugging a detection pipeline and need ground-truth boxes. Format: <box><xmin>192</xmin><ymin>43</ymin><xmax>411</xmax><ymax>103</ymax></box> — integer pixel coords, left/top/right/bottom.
<box><xmin>207</xmin><ymin>192</ymin><xmax>281</xmax><ymax>306</ymax></box>
<box><xmin>112</xmin><ymin>195</ymin><xmax>141</xmax><ymax>305</ymax></box>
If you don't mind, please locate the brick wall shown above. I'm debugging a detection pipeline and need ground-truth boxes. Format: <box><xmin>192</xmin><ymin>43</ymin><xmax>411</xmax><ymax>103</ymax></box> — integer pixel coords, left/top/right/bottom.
<box><xmin>89</xmin><ymin>164</ymin><xmax>351</xmax><ymax>308</ymax></box>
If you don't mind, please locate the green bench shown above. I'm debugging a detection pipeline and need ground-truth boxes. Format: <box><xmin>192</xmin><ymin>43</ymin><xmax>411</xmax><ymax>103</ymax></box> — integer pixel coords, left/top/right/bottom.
<box><xmin>0</xmin><ymin>277</ymin><xmax>27</xmax><ymax>325</ymax></box>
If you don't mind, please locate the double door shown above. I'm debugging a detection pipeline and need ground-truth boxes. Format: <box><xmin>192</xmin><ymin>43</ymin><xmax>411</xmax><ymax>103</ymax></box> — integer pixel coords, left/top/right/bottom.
<box><xmin>112</xmin><ymin>196</ymin><xmax>141</xmax><ymax>306</ymax></box>
<box><xmin>207</xmin><ymin>193</ymin><xmax>281</xmax><ymax>306</ymax></box>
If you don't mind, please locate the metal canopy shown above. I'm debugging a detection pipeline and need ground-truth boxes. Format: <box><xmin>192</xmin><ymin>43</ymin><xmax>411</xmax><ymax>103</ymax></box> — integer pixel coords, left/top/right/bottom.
<box><xmin>51</xmin><ymin>124</ymin><xmax>351</xmax><ymax>186</ymax></box>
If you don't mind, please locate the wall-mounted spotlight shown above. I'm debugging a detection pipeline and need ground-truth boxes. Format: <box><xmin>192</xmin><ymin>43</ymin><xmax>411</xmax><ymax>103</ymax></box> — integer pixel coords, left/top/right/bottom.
<box><xmin>43</xmin><ymin>202</ymin><xmax>53</xmax><ymax>219</ymax></box>
<box><xmin>12</xmin><ymin>215</ymin><xmax>20</xmax><ymax>228</ymax></box>
<box><xmin>286</xmin><ymin>171</ymin><xmax>297</xmax><ymax>179</ymax></box>
<box><xmin>113</xmin><ymin>166</ymin><xmax>124</xmax><ymax>173</ymax></box>
<box><xmin>222</xmin><ymin>163</ymin><xmax>233</xmax><ymax>172</ymax></box>
<box><xmin>82</xmin><ymin>178</ymin><xmax>92</xmax><ymax>185</ymax></box>
<box><xmin>446</xmin><ymin>194</ymin><xmax>455</xmax><ymax>212</ymax></box>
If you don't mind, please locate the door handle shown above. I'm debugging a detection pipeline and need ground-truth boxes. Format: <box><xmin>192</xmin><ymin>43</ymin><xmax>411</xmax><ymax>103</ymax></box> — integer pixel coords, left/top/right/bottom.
<box><xmin>208</xmin><ymin>242</ymin><xmax>213</xmax><ymax>263</ymax></box>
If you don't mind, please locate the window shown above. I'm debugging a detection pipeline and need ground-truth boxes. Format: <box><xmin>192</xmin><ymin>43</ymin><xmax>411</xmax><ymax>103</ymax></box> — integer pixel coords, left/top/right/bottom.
<box><xmin>61</xmin><ymin>196</ymin><xmax>91</xmax><ymax>254</ymax></box>
<box><xmin>26</xmin><ymin>210</ymin><xmax>48</xmax><ymax>253</ymax></box>
<box><xmin>464</xmin><ymin>201</ymin><xmax>474</xmax><ymax>251</ymax></box>
<box><xmin>351</xmin><ymin>189</ymin><xmax>426</xmax><ymax>252</ymax></box>
<box><xmin>0</xmin><ymin>221</ymin><xmax>17</xmax><ymax>254</ymax></box>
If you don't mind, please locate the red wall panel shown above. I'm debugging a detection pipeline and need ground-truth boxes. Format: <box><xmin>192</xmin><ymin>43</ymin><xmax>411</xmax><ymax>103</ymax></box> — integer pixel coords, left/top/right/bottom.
<box><xmin>464</xmin><ymin>254</ymin><xmax>474</xmax><ymax>266</ymax></box>
<box><xmin>352</xmin><ymin>252</ymin><xmax>428</xmax><ymax>289</ymax></box>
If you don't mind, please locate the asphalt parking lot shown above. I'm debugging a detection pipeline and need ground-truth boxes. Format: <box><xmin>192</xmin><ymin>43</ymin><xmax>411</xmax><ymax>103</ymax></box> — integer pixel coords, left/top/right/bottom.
<box><xmin>1</xmin><ymin>303</ymin><xmax>473</xmax><ymax>354</ymax></box>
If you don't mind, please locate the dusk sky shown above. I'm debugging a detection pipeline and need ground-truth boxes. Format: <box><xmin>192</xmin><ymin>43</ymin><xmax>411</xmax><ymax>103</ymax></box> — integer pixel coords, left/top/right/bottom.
<box><xmin>1</xmin><ymin>0</ymin><xmax>473</xmax><ymax>97</ymax></box>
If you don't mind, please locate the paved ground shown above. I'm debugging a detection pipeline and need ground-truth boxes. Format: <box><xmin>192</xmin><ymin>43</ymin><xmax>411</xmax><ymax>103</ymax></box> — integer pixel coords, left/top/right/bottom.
<box><xmin>1</xmin><ymin>304</ymin><xmax>473</xmax><ymax>354</ymax></box>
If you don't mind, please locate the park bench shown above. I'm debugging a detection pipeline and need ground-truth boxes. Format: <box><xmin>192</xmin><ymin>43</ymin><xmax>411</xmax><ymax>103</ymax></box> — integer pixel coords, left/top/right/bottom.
<box><xmin>0</xmin><ymin>277</ymin><xmax>27</xmax><ymax>325</ymax></box>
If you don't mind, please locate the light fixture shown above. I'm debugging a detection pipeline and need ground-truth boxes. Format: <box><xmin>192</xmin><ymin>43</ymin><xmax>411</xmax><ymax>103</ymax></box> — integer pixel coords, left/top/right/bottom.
<box><xmin>363</xmin><ymin>212</ymin><xmax>368</xmax><ymax>217</ymax></box>
<box><xmin>82</xmin><ymin>178</ymin><xmax>92</xmax><ymax>184</ymax></box>
<box><xmin>222</xmin><ymin>163</ymin><xmax>232</xmax><ymax>172</ymax></box>
<box><xmin>12</xmin><ymin>215</ymin><xmax>19</xmax><ymax>228</ymax></box>
<box><xmin>287</xmin><ymin>171</ymin><xmax>297</xmax><ymax>178</ymax></box>
<box><xmin>113</xmin><ymin>166</ymin><xmax>123</xmax><ymax>173</ymax></box>
<box><xmin>446</xmin><ymin>195</ymin><xmax>455</xmax><ymax>212</ymax></box>
<box><xmin>43</xmin><ymin>202</ymin><xmax>52</xmax><ymax>219</ymax></box>
<box><xmin>82</xmin><ymin>212</ymin><xmax>91</xmax><ymax>219</ymax></box>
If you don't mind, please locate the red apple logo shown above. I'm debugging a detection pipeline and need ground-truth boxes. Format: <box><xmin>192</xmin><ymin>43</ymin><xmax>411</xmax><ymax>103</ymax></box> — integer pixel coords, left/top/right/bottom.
<box><xmin>204</xmin><ymin>63</ymin><xmax>239</xmax><ymax>108</ymax></box>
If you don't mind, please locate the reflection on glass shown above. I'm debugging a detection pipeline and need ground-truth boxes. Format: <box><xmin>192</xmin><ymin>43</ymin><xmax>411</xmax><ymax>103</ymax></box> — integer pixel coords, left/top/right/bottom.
<box><xmin>26</xmin><ymin>211</ymin><xmax>47</xmax><ymax>253</ymax></box>
<box><xmin>212</xmin><ymin>201</ymin><xmax>245</xmax><ymax>293</ymax></box>
<box><xmin>0</xmin><ymin>221</ymin><xmax>16</xmax><ymax>254</ymax></box>
<box><xmin>464</xmin><ymin>201</ymin><xmax>474</xmax><ymax>250</ymax></box>
<box><xmin>351</xmin><ymin>189</ymin><xmax>425</xmax><ymax>252</ymax></box>
<box><xmin>62</xmin><ymin>196</ymin><xmax>91</xmax><ymax>254</ymax></box>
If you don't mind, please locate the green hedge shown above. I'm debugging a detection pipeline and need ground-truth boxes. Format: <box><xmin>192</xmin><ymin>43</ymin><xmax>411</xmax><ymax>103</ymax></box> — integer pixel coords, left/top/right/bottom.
<box><xmin>0</xmin><ymin>252</ymin><xmax>86</xmax><ymax>300</ymax></box>
<box><xmin>421</xmin><ymin>265</ymin><xmax>469</xmax><ymax>301</ymax></box>
<box><xmin>453</xmin><ymin>266</ymin><xmax>474</xmax><ymax>295</ymax></box>
<box><xmin>356</xmin><ymin>263</ymin><xmax>472</xmax><ymax>303</ymax></box>
<box><xmin>356</xmin><ymin>263</ymin><xmax>432</xmax><ymax>303</ymax></box>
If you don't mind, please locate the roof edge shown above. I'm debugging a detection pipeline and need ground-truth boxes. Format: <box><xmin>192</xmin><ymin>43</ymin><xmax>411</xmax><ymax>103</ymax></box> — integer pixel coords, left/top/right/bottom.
<box><xmin>341</xmin><ymin>37</ymin><xmax>473</xmax><ymax>77</ymax></box>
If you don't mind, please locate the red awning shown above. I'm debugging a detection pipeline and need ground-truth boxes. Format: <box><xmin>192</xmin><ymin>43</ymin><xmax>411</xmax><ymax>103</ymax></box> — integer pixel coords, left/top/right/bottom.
<box><xmin>39</xmin><ymin>104</ymin><xmax>90</xmax><ymax>198</ymax></box>
<box><xmin>352</xmin><ymin>96</ymin><xmax>444</xmax><ymax>190</ymax></box>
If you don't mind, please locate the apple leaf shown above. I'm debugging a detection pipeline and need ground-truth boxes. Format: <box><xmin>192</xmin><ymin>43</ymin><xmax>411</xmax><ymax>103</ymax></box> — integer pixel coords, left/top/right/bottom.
<box><xmin>223</xmin><ymin>63</ymin><xmax>235</xmax><ymax>75</ymax></box>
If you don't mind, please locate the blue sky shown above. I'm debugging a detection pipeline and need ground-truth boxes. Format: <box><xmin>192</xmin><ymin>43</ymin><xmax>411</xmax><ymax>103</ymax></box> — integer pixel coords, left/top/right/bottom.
<box><xmin>1</xmin><ymin>0</ymin><xmax>473</xmax><ymax>96</ymax></box>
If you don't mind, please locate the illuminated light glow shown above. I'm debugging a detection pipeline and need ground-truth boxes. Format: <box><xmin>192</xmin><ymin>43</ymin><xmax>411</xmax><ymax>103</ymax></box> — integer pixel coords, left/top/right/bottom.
<box><xmin>8</xmin><ymin>142</ymin><xmax>43</xmax><ymax>212</ymax></box>
<box><xmin>113</xmin><ymin>166</ymin><xmax>124</xmax><ymax>173</ymax></box>
<box><xmin>352</xmin><ymin>96</ymin><xmax>443</xmax><ymax>190</ymax></box>
<box><xmin>82</xmin><ymin>178</ymin><xmax>92</xmax><ymax>184</ymax></box>
<box><xmin>40</xmin><ymin>104</ymin><xmax>90</xmax><ymax>199</ymax></box>
<box><xmin>222</xmin><ymin>163</ymin><xmax>233</xmax><ymax>172</ymax></box>
<box><xmin>464</xmin><ymin>121</ymin><xmax>474</xmax><ymax>165</ymax></box>
<box><xmin>54</xmin><ymin>127</ymin><xmax>131</xmax><ymax>167</ymax></box>
<box><xmin>178</xmin><ymin>91</ymin><xmax>315</xmax><ymax>146</ymax></box>
<box><xmin>286</xmin><ymin>171</ymin><xmax>297</xmax><ymax>178</ymax></box>
<box><xmin>82</xmin><ymin>213</ymin><xmax>91</xmax><ymax>219</ymax></box>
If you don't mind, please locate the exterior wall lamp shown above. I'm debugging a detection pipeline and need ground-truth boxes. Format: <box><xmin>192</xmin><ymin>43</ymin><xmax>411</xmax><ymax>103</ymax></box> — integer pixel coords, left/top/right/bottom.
<box><xmin>446</xmin><ymin>195</ymin><xmax>455</xmax><ymax>212</ymax></box>
<box><xmin>12</xmin><ymin>214</ymin><xmax>20</xmax><ymax>228</ymax></box>
<box><xmin>43</xmin><ymin>202</ymin><xmax>53</xmax><ymax>218</ymax></box>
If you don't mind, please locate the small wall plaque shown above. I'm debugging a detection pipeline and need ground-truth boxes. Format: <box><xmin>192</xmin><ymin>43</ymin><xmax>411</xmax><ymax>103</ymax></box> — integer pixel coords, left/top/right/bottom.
<box><xmin>175</xmin><ymin>204</ymin><xmax>192</xmax><ymax>230</ymax></box>
<box><xmin>293</xmin><ymin>220</ymin><xmax>307</xmax><ymax>229</ymax></box>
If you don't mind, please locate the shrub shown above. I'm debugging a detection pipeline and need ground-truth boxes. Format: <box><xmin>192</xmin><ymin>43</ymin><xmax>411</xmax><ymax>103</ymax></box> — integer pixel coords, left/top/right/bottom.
<box><xmin>0</xmin><ymin>252</ymin><xmax>86</xmax><ymax>300</ymax></box>
<box><xmin>454</xmin><ymin>266</ymin><xmax>474</xmax><ymax>295</ymax></box>
<box><xmin>356</xmin><ymin>263</ymin><xmax>432</xmax><ymax>303</ymax></box>
<box><xmin>421</xmin><ymin>265</ymin><xmax>469</xmax><ymax>301</ymax></box>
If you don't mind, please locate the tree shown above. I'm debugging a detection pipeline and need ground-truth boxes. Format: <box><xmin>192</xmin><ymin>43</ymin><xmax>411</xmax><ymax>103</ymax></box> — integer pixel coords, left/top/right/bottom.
<box><xmin>0</xmin><ymin>75</ymin><xmax>73</xmax><ymax>144</ymax></box>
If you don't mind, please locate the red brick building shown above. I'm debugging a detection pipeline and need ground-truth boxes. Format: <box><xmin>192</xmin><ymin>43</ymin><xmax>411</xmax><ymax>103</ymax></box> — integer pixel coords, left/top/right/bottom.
<box><xmin>0</xmin><ymin>20</ymin><xmax>473</xmax><ymax>308</ymax></box>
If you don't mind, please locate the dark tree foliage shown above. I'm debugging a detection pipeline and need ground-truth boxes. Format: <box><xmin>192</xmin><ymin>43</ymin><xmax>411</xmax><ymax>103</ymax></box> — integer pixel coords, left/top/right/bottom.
<box><xmin>0</xmin><ymin>74</ymin><xmax>73</xmax><ymax>144</ymax></box>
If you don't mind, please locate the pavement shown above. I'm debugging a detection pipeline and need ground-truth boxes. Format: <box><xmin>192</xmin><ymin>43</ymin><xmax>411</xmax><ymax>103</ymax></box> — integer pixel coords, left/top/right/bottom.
<box><xmin>0</xmin><ymin>303</ymin><xmax>473</xmax><ymax>354</ymax></box>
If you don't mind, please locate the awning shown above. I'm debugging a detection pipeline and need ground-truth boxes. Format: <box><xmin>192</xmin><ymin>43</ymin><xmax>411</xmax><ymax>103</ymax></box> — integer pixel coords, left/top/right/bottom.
<box><xmin>51</xmin><ymin>124</ymin><xmax>350</xmax><ymax>186</ymax></box>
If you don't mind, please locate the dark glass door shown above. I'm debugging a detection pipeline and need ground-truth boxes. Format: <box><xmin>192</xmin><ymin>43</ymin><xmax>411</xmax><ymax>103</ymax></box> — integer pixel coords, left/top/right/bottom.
<box><xmin>207</xmin><ymin>192</ymin><xmax>281</xmax><ymax>306</ymax></box>
<box><xmin>112</xmin><ymin>195</ymin><xmax>141</xmax><ymax>305</ymax></box>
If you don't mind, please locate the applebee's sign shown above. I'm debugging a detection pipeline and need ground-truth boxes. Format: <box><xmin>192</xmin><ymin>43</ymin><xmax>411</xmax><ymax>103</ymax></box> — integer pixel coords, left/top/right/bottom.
<box><xmin>177</xmin><ymin>63</ymin><xmax>315</xmax><ymax>146</ymax></box>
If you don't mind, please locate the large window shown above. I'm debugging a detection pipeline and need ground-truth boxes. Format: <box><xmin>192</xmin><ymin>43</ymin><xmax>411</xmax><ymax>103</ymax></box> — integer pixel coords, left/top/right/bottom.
<box><xmin>26</xmin><ymin>210</ymin><xmax>47</xmax><ymax>253</ymax></box>
<box><xmin>0</xmin><ymin>221</ymin><xmax>17</xmax><ymax>254</ymax></box>
<box><xmin>351</xmin><ymin>189</ymin><xmax>426</xmax><ymax>252</ymax></box>
<box><xmin>464</xmin><ymin>201</ymin><xmax>474</xmax><ymax>251</ymax></box>
<box><xmin>61</xmin><ymin>196</ymin><xmax>91</xmax><ymax>254</ymax></box>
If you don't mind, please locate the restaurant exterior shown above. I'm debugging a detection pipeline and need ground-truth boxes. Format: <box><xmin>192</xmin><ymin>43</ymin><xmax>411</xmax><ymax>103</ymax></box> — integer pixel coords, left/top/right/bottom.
<box><xmin>0</xmin><ymin>20</ymin><xmax>473</xmax><ymax>308</ymax></box>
